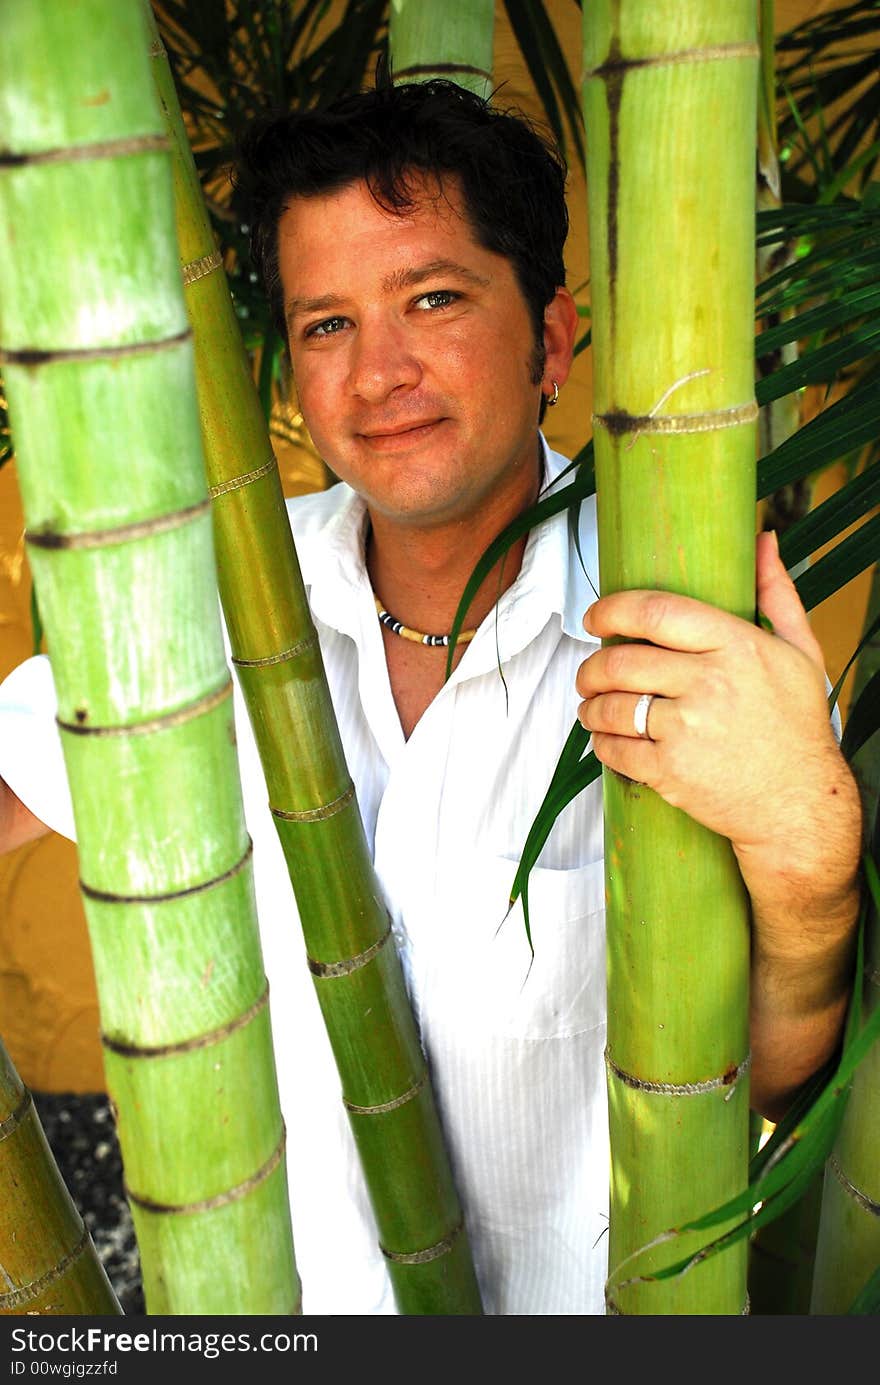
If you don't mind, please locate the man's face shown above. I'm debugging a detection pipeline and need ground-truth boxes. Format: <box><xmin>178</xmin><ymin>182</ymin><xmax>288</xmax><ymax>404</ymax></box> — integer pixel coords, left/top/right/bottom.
<box><xmin>277</xmin><ymin>176</ymin><xmax>551</xmax><ymax>531</ymax></box>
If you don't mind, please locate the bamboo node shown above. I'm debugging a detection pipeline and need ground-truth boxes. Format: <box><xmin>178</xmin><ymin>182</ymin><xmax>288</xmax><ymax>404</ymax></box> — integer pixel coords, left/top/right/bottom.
<box><xmin>1</xmin><ymin>326</ymin><xmax>191</xmax><ymax>369</ymax></box>
<box><xmin>343</xmin><ymin>1069</ymin><xmax>429</xmax><ymax>1116</ymax></box>
<box><xmin>0</xmin><ymin>1227</ymin><xmax>90</xmax><ymax>1311</ymax></box>
<box><xmin>393</xmin><ymin>63</ymin><xmax>493</xmax><ymax>83</ymax></box>
<box><xmin>28</xmin><ymin>496</ymin><xmax>210</xmax><ymax>553</ymax></box>
<box><xmin>101</xmin><ymin>980</ymin><xmax>268</xmax><ymax>1060</ymax></box>
<box><xmin>272</xmin><ymin>782</ymin><xmax>356</xmax><ymax>824</ymax></box>
<box><xmin>82</xmin><ymin>836</ymin><xmax>251</xmax><ymax>907</ymax></box>
<box><xmin>605</xmin><ymin>1046</ymin><xmax>751</xmax><ymax>1096</ymax></box>
<box><xmin>584</xmin><ymin>41</ymin><xmax>759</xmax><ymax>82</ymax></box>
<box><xmin>125</xmin><ymin>1126</ymin><xmax>286</xmax><ymax>1216</ymax></box>
<box><xmin>233</xmin><ymin>632</ymin><xmax>318</xmax><ymax>668</ymax></box>
<box><xmin>828</xmin><ymin>1153</ymin><xmax>880</xmax><ymax>1217</ymax></box>
<box><xmin>594</xmin><ymin>399</ymin><xmax>758</xmax><ymax>444</ymax></box>
<box><xmin>58</xmin><ymin>675</ymin><xmax>231</xmax><ymax>739</ymax></box>
<box><xmin>381</xmin><ymin>1218</ymin><xmax>464</xmax><ymax>1266</ymax></box>
<box><xmin>0</xmin><ymin>1087</ymin><xmax>31</xmax><ymax>1143</ymax></box>
<box><xmin>182</xmin><ymin>248</ymin><xmax>223</xmax><ymax>286</ymax></box>
<box><xmin>307</xmin><ymin>921</ymin><xmax>392</xmax><ymax>978</ymax></box>
<box><xmin>208</xmin><ymin>455</ymin><xmax>278</xmax><ymax>499</ymax></box>
<box><xmin>0</xmin><ymin>133</ymin><xmax>168</xmax><ymax>169</ymax></box>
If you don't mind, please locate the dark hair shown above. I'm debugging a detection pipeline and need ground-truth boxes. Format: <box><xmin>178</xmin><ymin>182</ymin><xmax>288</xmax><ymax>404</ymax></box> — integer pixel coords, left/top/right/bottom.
<box><xmin>234</xmin><ymin>78</ymin><xmax>569</xmax><ymax>380</ymax></box>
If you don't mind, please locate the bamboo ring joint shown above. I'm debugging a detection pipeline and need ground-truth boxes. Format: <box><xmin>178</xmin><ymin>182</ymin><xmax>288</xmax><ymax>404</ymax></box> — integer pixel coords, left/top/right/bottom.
<box><xmin>101</xmin><ymin>980</ymin><xmax>268</xmax><ymax>1060</ymax></box>
<box><xmin>381</xmin><ymin>1218</ymin><xmax>464</xmax><ymax>1266</ymax></box>
<box><xmin>0</xmin><ymin>1227</ymin><xmax>90</xmax><ymax>1311</ymax></box>
<box><xmin>343</xmin><ymin>1069</ymin><xmax>429</xmax><ymax>1116</ymax></box>
<box><xmin>308</xmin><ymin>921</ymin><xmax>392</xmax><ymax>978</ymax></box>
<box><xmin>125</xmin><ymin>1126</ymin><xmax>286</xmax><ymax>1216</ymax></box>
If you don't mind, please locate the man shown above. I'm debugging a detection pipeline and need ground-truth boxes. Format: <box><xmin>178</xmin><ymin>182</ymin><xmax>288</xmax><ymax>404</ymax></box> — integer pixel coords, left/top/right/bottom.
<box><xmin>0</xmin><ymin>79</ymin><xmax>862</xmax><ymax>1314</ymax></box>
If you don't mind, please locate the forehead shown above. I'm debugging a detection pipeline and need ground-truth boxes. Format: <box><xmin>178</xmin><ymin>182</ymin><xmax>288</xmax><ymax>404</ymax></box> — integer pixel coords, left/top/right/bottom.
<box><xmin>276</xmin><ymin>174</ymin><xmax>491</xmax><ymax>294</ymax></box>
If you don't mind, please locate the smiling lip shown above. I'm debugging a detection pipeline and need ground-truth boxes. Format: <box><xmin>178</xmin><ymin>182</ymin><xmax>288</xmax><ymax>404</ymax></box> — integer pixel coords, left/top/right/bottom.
<box><xmin>359</xmin><ymin>418</ymin><xmax>445</xmax><ymax>444</ymax></box>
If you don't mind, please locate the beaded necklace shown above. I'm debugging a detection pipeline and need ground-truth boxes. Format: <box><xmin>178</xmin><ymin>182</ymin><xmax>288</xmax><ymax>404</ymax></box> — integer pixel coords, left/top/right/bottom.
<box><xmin>374</xmin><ymin>596</ymin><xmax>478</xmax><ymax>648</ymax></box>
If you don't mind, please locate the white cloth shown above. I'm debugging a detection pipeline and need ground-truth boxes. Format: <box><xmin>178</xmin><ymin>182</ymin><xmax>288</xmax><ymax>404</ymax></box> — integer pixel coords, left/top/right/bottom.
<box><xmin>0</xmin><ymin>440</ymin><xmax>610</xmax><ymax>1314</ymax></box>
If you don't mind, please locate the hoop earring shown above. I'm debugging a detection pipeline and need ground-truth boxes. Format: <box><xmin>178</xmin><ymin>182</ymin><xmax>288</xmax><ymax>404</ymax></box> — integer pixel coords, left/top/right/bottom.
<box><xmin>546</xmin><ymin>381</ymin><xmax>559</xmax><ymax>407</ymax></box>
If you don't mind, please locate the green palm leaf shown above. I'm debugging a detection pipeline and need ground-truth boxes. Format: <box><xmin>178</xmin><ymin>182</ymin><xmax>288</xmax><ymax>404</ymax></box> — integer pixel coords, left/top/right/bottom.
<box><xmin>842</xmin><ymin>666</ymin><xmax>880</xmax><ymax>761</ymax></box>
<box><xmin>795</xmin><ymin>511</ymin><xmax>880</xmax><ymax>611</ymax></box>
<box><xmin>775</xmin><ymin>1</ymin><xmax>880</xmax><ymax>195</ymax></box>
<box><xmin>849</xmin><ymin>1263</ymin><xmax>880</xmax><ymax>1314</ymax></box>
<box><xmin>501</xmin><ymin>0</ymin><xmax>584</xmax><ymax>167</ymax></box>
<box><xmin>779</xmin><ymin>459</ymin><xmax>880</xmax><ymax>569</ymax></box>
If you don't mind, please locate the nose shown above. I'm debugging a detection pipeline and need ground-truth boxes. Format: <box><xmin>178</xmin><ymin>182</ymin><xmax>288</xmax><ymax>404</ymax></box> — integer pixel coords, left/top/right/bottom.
<box><xmin>349</xmin><ymin>316</ymin><xmax>422</xmax><ymax>404</ymax></box>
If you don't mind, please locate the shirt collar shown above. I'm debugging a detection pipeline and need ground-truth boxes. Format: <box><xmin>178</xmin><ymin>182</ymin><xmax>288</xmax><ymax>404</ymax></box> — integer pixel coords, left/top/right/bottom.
<box><xmin>294</xmin><ymin>433</ymin><xmax>600</xmax><ymax>655</ymax></box>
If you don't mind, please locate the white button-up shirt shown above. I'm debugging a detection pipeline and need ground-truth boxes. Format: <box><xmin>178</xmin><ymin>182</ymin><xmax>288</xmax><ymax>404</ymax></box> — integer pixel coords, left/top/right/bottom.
<box><xmin>0</xmin><ymin>439</ymin><xmax>610</xmax><ymax>1314</ymax></box>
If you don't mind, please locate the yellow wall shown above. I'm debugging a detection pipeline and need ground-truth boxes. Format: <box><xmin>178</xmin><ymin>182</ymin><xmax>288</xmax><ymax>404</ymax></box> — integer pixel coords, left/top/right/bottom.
<box><xmin>0</xmin><ymin>0</ymin><xmax>872</xmax><ymax>1092</ymax></box>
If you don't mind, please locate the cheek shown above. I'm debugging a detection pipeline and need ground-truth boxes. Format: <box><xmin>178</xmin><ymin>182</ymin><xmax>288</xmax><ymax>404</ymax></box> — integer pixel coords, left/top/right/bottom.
<box><xmin>430</xmin><ymin>328</ymin><xmax>478</xmax><ymax>388</ymax></box>
<box><xmin>292</xmin><ymin>358</ymin><xmax>343</xmax><ymax>426</ymax></box>
<box><xmin>481</xmin><ymin>355</ymin><xmax>543</xmax><ymax>432</ymax></box>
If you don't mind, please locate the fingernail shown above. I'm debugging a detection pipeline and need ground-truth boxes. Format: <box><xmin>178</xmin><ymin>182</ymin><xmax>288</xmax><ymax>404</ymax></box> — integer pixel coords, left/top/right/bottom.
<box><xmin>583</xmin><ymin>603</ymin><xmax>595</xmax><ymax>633</ymax></box>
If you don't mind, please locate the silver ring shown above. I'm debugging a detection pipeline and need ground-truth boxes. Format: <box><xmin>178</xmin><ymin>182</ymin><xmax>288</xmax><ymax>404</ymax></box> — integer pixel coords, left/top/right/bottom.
<box><xmin>633</xmin><ymin>693</ymin><xmax>655</xmax><ymax>740</ymax></box>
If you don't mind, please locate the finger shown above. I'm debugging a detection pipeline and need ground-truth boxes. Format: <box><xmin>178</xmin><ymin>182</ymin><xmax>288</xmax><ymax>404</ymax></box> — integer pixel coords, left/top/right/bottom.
<box><xmin>756</xmin><ymin>530</ymin><xmax>825</xmax><ymax>670</ymax></box>
<box><xmin>576</xmin><ymin>643</ymin><xmax>700</xmax><ymax>700</ymax></box>
<box><xmin>579</xmin><ymin>691</ymin><xmax>667</xmax><ymax>741</ymax></box>
<box><xmin>588</xmin><ymin>729</ymin><xmax>664</xmax><ymax>786</ymax></box>
<box><xmin>583</xmin><ymin>589</ymin><xmax>744</xmax><ymax>653</ymax></box>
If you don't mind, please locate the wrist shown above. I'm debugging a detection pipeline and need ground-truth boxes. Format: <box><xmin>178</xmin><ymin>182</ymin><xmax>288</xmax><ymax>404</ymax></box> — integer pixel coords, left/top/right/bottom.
<box><xmin>746</xmin><ymin>852</ymin><xmax>862</xmax><ymax>1031</ymax></box>
<box><xmin>733</xmin><ymin>754</ymin><xmax>863</xmax><ymax>947</ymax></box>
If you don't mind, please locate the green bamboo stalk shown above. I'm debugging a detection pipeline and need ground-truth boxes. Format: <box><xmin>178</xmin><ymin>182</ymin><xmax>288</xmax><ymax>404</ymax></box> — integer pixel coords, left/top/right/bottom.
<box><xmin>0</xmin><ymin>0</ymin><xmax>298</xmax><ymax>1314</ymax></box>
<box><xmin>810</xmin><ymin>894</ymin><xmax>880</xmax><ymax>1312</ymax></box>
<box><xmin>389</xmin><ymin>0</ymin><xmax>495</xmax><ymax>97</ymax></box>
<box><xmin>146</xmin><ymin>7</ymin><xmax>482</xmax><ymax>1315</ymax></box>
<box><xmin>582</xmin><ymin>1</ymin><xmax>758</xmax><ymax>1313</ymax></box>
<box><xmin>0</xmin><ymin>1038</ymin><xmax>121</xmax><ymax>1315</ymax></box>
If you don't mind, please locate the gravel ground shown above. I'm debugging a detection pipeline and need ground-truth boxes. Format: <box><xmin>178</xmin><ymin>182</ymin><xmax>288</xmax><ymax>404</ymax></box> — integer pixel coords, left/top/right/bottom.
<box><xmin>32</xmin><ymin>1091</ymin><xmax>145</xmax><ymax>1316</ymax></box>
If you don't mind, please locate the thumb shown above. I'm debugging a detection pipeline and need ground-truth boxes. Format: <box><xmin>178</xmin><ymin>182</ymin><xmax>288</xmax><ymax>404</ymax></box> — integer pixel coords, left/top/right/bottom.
<box><xmin>756</xmin><ymin>530</ymin><xmax>825</xmax><ymax>668</ymax></box>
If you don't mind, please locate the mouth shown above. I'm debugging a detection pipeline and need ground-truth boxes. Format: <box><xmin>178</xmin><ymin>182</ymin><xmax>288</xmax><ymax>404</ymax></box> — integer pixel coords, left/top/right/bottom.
<box><xmin>358</xmin><ymin>418</ymin><xmax>446</xmax><ymax>448</ymax></box>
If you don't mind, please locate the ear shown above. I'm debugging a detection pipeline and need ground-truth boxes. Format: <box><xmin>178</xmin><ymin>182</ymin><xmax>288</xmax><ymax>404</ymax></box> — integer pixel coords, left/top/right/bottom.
<box><xmin>542</xmin><ymin>286</ymin><xmax>578</xmax><ymax>392</ymax></box>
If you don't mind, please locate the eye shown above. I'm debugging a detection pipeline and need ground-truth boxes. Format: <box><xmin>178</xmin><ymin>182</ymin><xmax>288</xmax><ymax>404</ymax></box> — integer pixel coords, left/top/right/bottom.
<box><xmin>306</xmin><ymin>315</ymin><xmax>349</xmax><ymax>338</ymax></box>
<box><xmin>414</xmin><ymin>290</ymin><xmax>458</xmax><ymax>311</ymax></box>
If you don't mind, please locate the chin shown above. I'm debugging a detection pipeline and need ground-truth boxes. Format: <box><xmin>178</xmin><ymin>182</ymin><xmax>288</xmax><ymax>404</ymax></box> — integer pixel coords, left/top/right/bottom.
<box><xmin>366</xmin><ymin>486</ymin><xmax>467</xmax><ymax>527</ymax></box>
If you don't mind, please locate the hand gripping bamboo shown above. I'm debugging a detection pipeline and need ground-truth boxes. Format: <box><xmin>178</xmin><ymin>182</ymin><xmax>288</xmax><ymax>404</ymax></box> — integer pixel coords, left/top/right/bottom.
<box><xmin>145</xmin><ymin>7</ymin><xmax>482</xmax><ymax>1315</ymax></box>
<box><xmin>0</xmin><ymin>0</ymin><xmax>299</xmax><ymax>1314</ymax></box>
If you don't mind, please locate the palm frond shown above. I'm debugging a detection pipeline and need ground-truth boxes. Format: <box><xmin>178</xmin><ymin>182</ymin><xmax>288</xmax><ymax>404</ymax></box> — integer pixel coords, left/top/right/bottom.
<box><xmin>775</xmin><ymin>1</ymin><xmax>880</xmax><ymax>195</ymax></box>
<box><xmin>501</xmin><ymin>0</ymin><xmax>584</xmax><ymax>168</ymax></box>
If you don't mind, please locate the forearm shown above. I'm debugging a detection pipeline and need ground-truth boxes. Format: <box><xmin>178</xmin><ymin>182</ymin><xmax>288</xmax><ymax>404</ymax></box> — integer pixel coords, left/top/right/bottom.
<box><xmin>737</xmin><ymin>773</ymin><xmax>863</xmax><ymax>1121</ymax></box>
<box><xmin>747</xmin><ymin>891</ymin><xmax>859</xmax><ymax>1122</ymax></box>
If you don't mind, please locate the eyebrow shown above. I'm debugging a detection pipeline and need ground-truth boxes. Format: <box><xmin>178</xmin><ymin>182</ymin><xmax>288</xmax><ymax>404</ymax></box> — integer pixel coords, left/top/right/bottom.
<box><xmin>285</xmin><ymin>292</ymin><xmax>346</xmax><ymax>328</ymax></box>
<box><xmin>382</xmin><ymin>259</ymin><xmax>490</xmax><ymax>294</ymax></box>
<box><xmin>285</xmin><ymin>259</ymin><xmax>490</xmax><ymax>328</ymax></box>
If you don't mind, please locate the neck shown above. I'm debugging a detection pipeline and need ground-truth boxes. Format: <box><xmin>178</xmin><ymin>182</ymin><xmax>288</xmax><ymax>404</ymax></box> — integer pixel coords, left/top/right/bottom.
<box><xmin>365</xmin><ymin>463</ymin><xmax>542</xmax><ymax>638</ymax></box>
